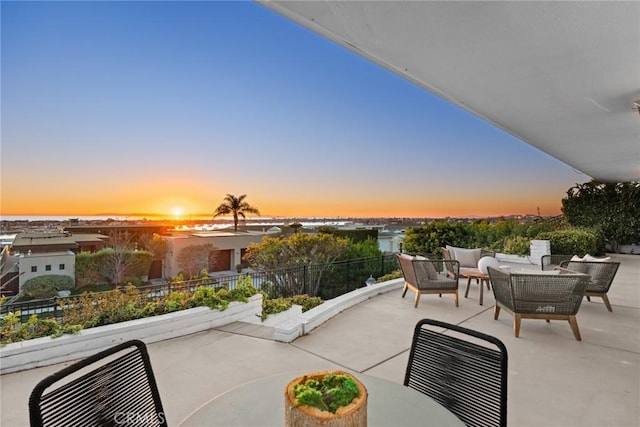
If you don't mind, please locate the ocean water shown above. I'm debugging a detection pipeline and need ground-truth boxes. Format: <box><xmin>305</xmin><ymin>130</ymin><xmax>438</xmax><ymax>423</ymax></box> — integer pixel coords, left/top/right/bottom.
<box><xmin>0</xmin><ymin>215</ymin><xmax>149</xmax><ymax>222</ymax></box>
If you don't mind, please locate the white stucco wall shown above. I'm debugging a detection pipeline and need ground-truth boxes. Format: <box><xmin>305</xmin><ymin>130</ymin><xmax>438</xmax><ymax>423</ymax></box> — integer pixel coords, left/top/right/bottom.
<box><xmin>378</xmin><ymin>233</ymin><xmax>404</xmax><ymax>253</ymax></box>
<box><xmin>164</xmin><ymin>231</ymin><xmax>272</xmax><ymax>278</ymax></box>
<box><xmin>18</xmin><ymin>251</ymin><xmax>75</xmax><ymax>290</ymax></box>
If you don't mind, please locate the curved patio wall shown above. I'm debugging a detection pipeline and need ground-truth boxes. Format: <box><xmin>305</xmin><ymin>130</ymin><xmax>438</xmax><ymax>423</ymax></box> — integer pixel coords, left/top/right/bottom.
<box><xmin>273</xmin><ymin>279</ymin><xmax>404</xmax><ymax>342</ymax></box>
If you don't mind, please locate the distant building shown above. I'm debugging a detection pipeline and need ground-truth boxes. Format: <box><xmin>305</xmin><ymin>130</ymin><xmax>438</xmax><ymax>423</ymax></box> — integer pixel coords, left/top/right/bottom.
<box><xmin>377</xmin><ymin>230</ymin><xmax>405</xmax><ymax>253</ymax></box>
<box><xmin>8</xmin><ymin>232</ymin><xmax>108</xmax><ymax>294</ymax></box>
<box><xmin>64</xmin><ymin>224</ymin><xmax>170</xmax><ymax>238</ymax></box>
<box><xmin>164</xmin><ymin>230</ymin><xmax>276</xmax><ymax>278</ymax></box>
<box><xmin>17</xmin><ymin>250</ymin><xmax>75</xmax><ymax>289</ymax></box>
<box><xmin>11</xmin><ymin>232</ymin><xmax>108</xmax><ymax>254</ymax></box>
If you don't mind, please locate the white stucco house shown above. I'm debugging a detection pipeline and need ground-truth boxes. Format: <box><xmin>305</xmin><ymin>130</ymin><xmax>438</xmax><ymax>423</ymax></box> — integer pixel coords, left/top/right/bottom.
<box><xmin>17</xmin><ymin>251</ymin><xmax>75</xmax><ymax>289</ymax></box>
<box><xmin>164</xmin><ymin>230</ymin><xmax>277</xmax><ymax>278</ymax></box>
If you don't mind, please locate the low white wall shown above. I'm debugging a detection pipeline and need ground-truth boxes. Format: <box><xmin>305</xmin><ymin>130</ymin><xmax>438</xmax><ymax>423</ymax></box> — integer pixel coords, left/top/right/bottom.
<box><xmin>1</xmin><ymin>278</ymin><xmax>406</xmax><ymax>373</ymax></box>
<box><xmin>0</xmin><ymin>294</ymin><xmax>262</xmax><ymax>374</ymax></box>
<box><xmin>245</xmin><ymin>304</ymin><xmax>303</xmax><ymax>327</ymax></box>
<box><xmin>273</xmin><ymin>279</ymin><xmax>404</xmax><ymax>343</ymax></box>
<box><xmin>495</xmin><ymin>253</ymin><xmax>536</xmax><ymax>265</ymax></box>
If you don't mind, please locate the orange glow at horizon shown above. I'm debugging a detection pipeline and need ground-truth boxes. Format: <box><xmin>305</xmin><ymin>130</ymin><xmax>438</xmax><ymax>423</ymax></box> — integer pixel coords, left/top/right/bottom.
<box><xmin>0</xmin><ymin>184</ymin><xmax>564</xmax><ymax>218</ymax></box>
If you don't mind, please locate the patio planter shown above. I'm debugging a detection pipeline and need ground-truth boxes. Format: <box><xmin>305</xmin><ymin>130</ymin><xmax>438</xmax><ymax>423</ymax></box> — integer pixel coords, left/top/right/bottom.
<box><xmin>0</xmin><ymin>294</ymin><xmax>262</xmax><ymax>374</ymax></box>
<box><xmin>285</xmin><ymin>370</ymin><xmax>367</xmax><ymax>427</ymax></box>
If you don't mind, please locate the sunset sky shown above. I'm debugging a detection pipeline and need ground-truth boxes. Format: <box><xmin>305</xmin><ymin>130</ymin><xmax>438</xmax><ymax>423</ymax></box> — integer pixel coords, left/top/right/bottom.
<box><xmin>1</xmin><ymin>1</ymin><xmax>587</xmax><ymax>219</ymax></box>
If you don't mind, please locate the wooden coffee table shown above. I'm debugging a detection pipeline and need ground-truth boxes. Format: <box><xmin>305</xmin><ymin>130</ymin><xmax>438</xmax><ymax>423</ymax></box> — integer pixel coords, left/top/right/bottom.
<box><xmin>461</xmin><ymin>271</ymin><xmax>491</xmax><ymax>305</ymax></box>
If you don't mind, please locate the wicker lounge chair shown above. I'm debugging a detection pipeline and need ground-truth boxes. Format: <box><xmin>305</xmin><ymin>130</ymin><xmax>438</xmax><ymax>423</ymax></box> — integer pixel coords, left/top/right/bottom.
<box><xmin>405</xmin><ymin>319</ymin><xmax>508</xmax><ymax>427</ymax></box>
<box><xmin>487</xmin><ymin>267</ymin><xmax>590</xmax><ymax>340</ymax></box>
<box><xmin>29</xmin><ymin>340</ymin><xmax>167</xmax><ymax>427</ymax></box>
<box><xmin>541</xmin><ymin>254</ymin><xmax>573</xmax><ymax>271</ymax></box>
<box><xmin>397</xmin><ymin>254</ymin><xmax>460</xmax><ymax>308</ymax></box>
<box><xmin>560</xmin><ymin>260</ymin><xmax>621</xmax><ymax>311</ymax></box>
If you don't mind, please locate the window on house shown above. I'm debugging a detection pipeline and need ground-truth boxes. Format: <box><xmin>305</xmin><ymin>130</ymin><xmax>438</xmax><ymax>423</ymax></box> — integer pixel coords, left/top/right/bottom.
<box><xmin>59</xmin><ymin>264</ymin><xmax>65</xmax><ymax>270</ymax></box>
<box><xmin>31</xmin><ymin>266</ymin><xmax>37</xmax><ymax>272</ymax></box>
<box><xmin>46</xmin><ymin>265</ymin><xmax>52</xmax><ymax>271</ymax></box>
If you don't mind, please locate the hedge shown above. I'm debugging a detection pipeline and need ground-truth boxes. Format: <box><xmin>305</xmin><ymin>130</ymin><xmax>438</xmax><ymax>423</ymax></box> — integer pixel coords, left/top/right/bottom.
<box><xmin>536</xmin><ymin>228</ymin><xmax>604</xmax><ymax>256</ymax></box>
<box><xmin>21</xmin><ymin>275</ymin><xmax>75</xmax><ymax>299</ymax></box>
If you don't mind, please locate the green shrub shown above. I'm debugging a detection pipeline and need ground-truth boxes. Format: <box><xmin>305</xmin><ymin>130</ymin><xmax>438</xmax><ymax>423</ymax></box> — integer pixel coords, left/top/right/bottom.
<box><xmin>188</xmin><ymin>287</ymin><xmax>226</xmax><ymax>311</ymax></box>
<box><xmin>337</xmin><ymin>237</ymin><xmax>382</xmax><ymax>260</ymax></box>
<box><xmin>562</xmin><ymin>181</ymin><xmax>640</xmax><ymax>252</ymax></box>
<box><xmin>262</xmin><ymin>294</ymin><xmax>323</xmax><ymax>320</ymax></box>
<box><xmin>1</xmin><ymin>313</ymin><xmax>82</xmax><ymax>344</ymax></box>
<box><xmin>403</xmin><ymin>221</ymin><xmax>471</xmax><ymax>255</ymax></box>
<box><xmin>262</xmin><ymin>297</ymin><xmax>293</xmax><ymax>319</ymax></box>
<box><xmin>160</xmin><ymin>291</ymin><xmax>190</xmax><ymax>313</ymax></box>
<box><xmin>75</xmin><ymin>252</ymin><xmax>101</xmax><ymax>288</ymax></box>
<box><xmin>536</xmin><ymin>228</ymin><xmax>600</xmax><ymax>256</ymax></box>
<box><xmin>291</xmin><ymin>294</ymin><xmax>323</xmax><ymax>312</ymax></box>
<box><xmin>124</xmin><ymin>278</ymin><xmax>143</xmax><ymax>287</ymax></box>
<box><xmin>377</xmin><ymin>270</ymin><xmax>403</xmax><ymax>282</ymax></box>
<box><xmin>404</xmin><ymin>218</ymin><xmax>561</xmax><ymax>254</ymax></box>
<box><xmin>91</xmin><ymin>286</ymin><xmax>151</xmax><ymax>326</ymax></box>
<box><xmin>75</xmin><ymin>249</ymin><xmax>153</xmax><ymax>287</ymax></box>
<box><xmin>6</xmin><ymin>280</ymin><xmax>262</xmax><ymax>344</ymax></box>
<box><xmin>503</xmin><ymin>236</ymin><xmax>531</xmax><ymax>255</ymax></box>
<box><xmin>21</xmin><ymin>275</ymin><xmax>75</xmax><ymax>299</ymax></box>
<box><xmin>126</xmin><ymin>251</ymin><xmax>153</xmax><ymax>280</ymax></box>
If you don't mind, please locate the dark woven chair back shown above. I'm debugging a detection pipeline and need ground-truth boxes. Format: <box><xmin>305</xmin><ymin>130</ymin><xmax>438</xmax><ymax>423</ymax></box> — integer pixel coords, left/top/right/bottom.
<box><xmin>404</xmin><ymin>319</ymin><xmax>508</xmax><ymax>427</ymax></box>
<box><xmin>541</xmin><ymin>254</ymin><xmax>573</xmax><ymax>271</ymax></box>
<box><xmin>560</xmin><ymin>260</ymin><xmax>620</xmax><ymax>293</ymax></box>
<box><xmin>29</xmin><ymin>340</ymin><xmax>167</xmax><ymax>427</ymax></box>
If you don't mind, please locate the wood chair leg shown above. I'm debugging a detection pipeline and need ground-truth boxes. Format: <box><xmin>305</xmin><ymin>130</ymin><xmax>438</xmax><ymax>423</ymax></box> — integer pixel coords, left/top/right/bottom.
<box><xmin>402</xmin><ymin>282</ymin><xmax>408</xmax><ymax>298</ymax></box>
<box><xmin>602</xmin><ymin>294</ymin><xmax>613</xmax><ymax>312</ymax></box>
<box><xmin>568</xmin><ymin>316</ymin><xmax>582</xmax><ymax>341</ymax></box>
<box><xmin>514</xmin><ymin>314</ymin><xmax>521</xmax><ymax>337</ymax></box>
<box><xmin>414</xmin><ymin>292</ymin><xmax>420</xmax><ymax>308</ymax></box>
<box><xmin>494</xmin><ymin>305</ymin><xmax>501</xmax><ymax>320</ymax></box>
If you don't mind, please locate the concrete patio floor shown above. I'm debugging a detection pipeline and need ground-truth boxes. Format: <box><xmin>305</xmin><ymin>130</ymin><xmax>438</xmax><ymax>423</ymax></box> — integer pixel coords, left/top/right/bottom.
<box><xmin>1</xmin><ymin>254</ymin><xmax>638</xmax><ymax>426</ymax></box>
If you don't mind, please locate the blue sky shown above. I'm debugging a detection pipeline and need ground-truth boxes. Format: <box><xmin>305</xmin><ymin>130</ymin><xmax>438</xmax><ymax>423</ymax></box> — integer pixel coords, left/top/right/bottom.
<box><xmin>1</xmin><ymin>1</ymin><xmax>585</xmax><ymax>218</ymax></box>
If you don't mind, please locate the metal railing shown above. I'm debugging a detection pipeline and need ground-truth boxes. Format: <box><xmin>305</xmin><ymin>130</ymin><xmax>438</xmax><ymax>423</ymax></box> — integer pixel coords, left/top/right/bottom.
<box><xmin>0</xmin><ymin>254</ymin><xmax>399</xmax><ymax>322</ymax></box>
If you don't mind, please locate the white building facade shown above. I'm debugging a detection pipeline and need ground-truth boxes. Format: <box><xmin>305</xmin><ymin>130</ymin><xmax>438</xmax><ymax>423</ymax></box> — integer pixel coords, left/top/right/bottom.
<box><xmin>18</xmin><ymin>251</ymin><xmax>75</xmax><ymax>289</ymax></box>
<box><xmin>164</xmin><ymin>231</ymin><xmax>275</xmax><ymax>279</ymax></box>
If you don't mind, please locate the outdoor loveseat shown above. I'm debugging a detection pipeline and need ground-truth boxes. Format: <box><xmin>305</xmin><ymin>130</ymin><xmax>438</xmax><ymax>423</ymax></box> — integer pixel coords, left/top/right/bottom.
<box><xmin>487</xmin><ymin>267</ymin><xmax>590</xmax><ymax>340</ymax></box>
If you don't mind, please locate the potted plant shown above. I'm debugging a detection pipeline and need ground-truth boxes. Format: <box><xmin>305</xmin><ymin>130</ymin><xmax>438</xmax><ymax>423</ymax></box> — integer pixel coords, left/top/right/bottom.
<box><xmin>284</xmin><ymin>370</ymin><xmax>367</xmax><ymax>426</ymax></box>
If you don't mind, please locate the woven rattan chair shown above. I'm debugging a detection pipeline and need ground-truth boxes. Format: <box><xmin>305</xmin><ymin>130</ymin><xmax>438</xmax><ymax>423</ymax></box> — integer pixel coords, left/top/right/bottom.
<box><xmin>560</xmin><ymin>260</ymin><xmax>621</xmax><ymax>311</ymax></box>
<box><xmin>29</xmin><ymin>340</ymin><xmax>167</xmax><ymax>427</ymax></box>
<box><xmin>541</xmin><ymin>254</ymin><xmax>573</xmax><ymax>271</ymax></box>
<box><xmin>488</xmin><ymin>267</ymin><xmax>590</xmax><ymax>340</ymax></box>
<box><xmin>404</xmin><ymin>318</ymin><xmax>508</xmax><ymax>427</ymax></box>
<box><xmin>397</xmin><ymin>254</ymin><xmax>460</xmax><ymax>308</ymax></box>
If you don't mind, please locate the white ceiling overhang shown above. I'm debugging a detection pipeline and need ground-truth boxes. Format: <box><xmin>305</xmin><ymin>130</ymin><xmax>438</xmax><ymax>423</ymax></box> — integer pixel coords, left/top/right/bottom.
<box><xmin>258</xmin><ymin>1</ymin><xmax>640</xmax><ymax>182</ymax></box>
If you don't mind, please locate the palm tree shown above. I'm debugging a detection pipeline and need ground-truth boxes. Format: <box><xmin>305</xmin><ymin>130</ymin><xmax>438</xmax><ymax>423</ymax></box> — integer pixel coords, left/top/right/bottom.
<box><xmin>212</xmin><ymin>194</ymin><xmax>261</xmax><ymax>232</ymax></box>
